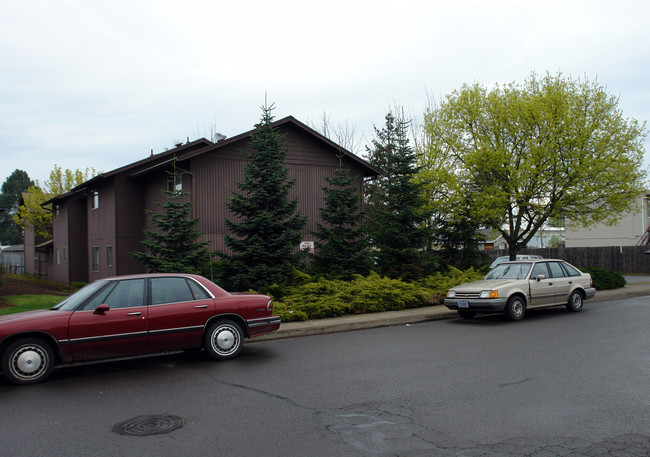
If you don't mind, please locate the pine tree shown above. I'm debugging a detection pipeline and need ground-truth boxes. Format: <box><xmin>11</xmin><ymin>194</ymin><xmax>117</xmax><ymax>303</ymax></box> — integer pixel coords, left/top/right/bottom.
<box><xmin>218</xmin><ymin>103</ymin><xmax>307</xmax><ymax>291</ymax></box>
<box><xmin>311</xmin><ymin>161</ymin><xmax>372</xmax><ymax>278</ymax></box>
<box><xmin>365</xmin><ymin>112</ymin><xmax>431</xmax><ymax>279</ymax></box>
<box><xmin>131</xmin><ymin>165</ymin><xmax>211</xmax><ymax>273</ymax></box>
<box><xmin>0</xmin><ymin>169</ymin><xmax>34</xmax><ymax>245</ymax></box>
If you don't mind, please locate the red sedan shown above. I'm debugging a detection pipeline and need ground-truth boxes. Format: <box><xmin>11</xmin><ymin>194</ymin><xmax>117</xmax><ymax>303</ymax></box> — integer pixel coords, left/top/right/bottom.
<box><xmin>0</xmin><ymin>274</ymin><xmax>280</xmax><ymax>385</ymax></box>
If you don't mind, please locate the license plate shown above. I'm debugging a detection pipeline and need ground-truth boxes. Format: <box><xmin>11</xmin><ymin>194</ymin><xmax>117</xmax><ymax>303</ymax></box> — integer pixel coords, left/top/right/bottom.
<box><xmin>458</xmin><ymin>301</ymin><xmax>469</xmax><ymax>308</ymax></box>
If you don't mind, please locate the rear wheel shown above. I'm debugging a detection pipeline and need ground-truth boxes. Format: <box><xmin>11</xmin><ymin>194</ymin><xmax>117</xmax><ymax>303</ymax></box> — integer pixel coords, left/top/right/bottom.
<box><xmin>2</xmin><ymin>338</ymin><xmax>55</xmax><ymax>385</ymax></box>
<box><xmin>505</xmin><ymin>296</ymin><xmax>526</xmax><ymax>321</ymax></box>
<box><xmin>204</xmin><ymin>320</ymin><xmax>244</xmax><ymax>360</ymax></box>
<box><xmin>566</xmin><ymin>290</ymin><xmax>584</xmax><ymax>312</ymax></box>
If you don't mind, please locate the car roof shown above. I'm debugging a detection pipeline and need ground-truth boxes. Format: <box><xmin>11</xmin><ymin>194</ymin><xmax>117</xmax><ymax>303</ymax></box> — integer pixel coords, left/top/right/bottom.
<box><xmin>498</xmin><ymin>258</ymin><xmax>563</xmax><ymax>264</ymax></box>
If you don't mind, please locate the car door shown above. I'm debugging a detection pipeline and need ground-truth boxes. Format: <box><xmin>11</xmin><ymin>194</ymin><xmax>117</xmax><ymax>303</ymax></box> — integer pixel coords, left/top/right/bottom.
<box><xmin>67</xmin><ymin>278</ymin><xmax>148</xmax><ymax>361</ymax></box>
<box><xmin>528</xmin><ymin>262</ymin><xmax>555</xmax><ymax>306</ymax></box>
<box><xmin>547</xmin><ymin>261</ymin><xmax>571</xmax><ymax>304</ymax></box>
<box><xmin>146</xmin><ymin>276</ymin><xmax>216</xmax><ymax>351</ymax></box>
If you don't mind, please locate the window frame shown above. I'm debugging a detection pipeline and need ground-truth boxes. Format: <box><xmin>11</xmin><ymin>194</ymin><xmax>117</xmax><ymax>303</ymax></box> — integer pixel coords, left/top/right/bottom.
<box><xmin>91</xmin><ymin>246</ymin><xmax>100</xmax><ymax>272</ymax></box>
<box><xmin>91</xmin><ymin>190</ymin><xmax>99</xmax><ymax>210</ymax></box>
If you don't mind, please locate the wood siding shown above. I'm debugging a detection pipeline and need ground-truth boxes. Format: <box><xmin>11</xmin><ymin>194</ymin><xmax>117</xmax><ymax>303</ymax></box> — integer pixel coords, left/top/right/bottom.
<box><xmin>48</xmin><ymin>116</ymin><xmax>378</xmax><ymax>281</ymax></box>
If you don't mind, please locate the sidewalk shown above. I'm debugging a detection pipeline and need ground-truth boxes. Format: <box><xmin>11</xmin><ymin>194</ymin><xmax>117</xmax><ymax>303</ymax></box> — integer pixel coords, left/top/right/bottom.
<box><xmin>254</xmin><ymin>279</ymin><xmax>650</xmax><ymax>342</ymax></box>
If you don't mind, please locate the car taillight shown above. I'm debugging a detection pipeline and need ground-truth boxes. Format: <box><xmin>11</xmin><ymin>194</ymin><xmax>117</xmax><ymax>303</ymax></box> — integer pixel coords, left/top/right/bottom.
<box><xmin>267</xmin><ymin>299</ymin><xmax>273</xmax><ymax>311</ymax></box>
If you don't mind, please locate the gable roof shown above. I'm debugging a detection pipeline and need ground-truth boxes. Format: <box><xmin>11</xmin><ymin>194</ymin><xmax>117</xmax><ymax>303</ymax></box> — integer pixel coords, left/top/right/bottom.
<box><xmin>46</xmin><ymin>116</ymin><xmax>381</xmax><ymax>205</ymax></box>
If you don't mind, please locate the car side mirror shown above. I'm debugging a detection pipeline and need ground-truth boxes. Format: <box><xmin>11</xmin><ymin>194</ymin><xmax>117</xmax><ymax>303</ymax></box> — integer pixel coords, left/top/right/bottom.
<box><xmin>93</xmin><ymin>303</ymin><xmax>110</xmax><ymax>315</ymax></box>
<box><xmin>536</xmin><ymin>275</ymin><xmax>546</xmax><ymax>281</ymax></box>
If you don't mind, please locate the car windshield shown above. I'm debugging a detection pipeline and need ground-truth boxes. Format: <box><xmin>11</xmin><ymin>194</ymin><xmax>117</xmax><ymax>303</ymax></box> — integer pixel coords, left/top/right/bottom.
<box><xmin>51</xmin><ymin>280</ymin><xmax>109</xmax><ymax>311</ymax></box>
<box><xmin>484</xmin><ymin>262</ymin><xmax>532</xmax><ymax>280</ymax></box>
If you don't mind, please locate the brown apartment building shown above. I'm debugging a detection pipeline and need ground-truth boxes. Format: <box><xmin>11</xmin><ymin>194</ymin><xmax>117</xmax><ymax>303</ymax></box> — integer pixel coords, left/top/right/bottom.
<box><xmin>26</xmin><ymin>116</ymin><xmax>380</xmax><ymax>284</ymax></box>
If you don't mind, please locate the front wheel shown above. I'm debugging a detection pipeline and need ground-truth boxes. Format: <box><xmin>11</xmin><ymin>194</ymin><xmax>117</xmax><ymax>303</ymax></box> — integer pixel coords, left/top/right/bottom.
<box><xmin>566</xmin><ymin>290</ymin><xmax>584</xmax><ymax>312</ymax></box>
<box><xmin>204</xmin><ymin>320</ymin><xmax>244</xmax><ymax>360</ymax></box>
<box><xmin>505</xmin><ymin>296</ymin><xmax>526</xmax><ymax>321</ymax></box>
<box><xmin>2</xmin><ymin>338</ymin><xmax>55</xmax><ymax>385</ymax></box>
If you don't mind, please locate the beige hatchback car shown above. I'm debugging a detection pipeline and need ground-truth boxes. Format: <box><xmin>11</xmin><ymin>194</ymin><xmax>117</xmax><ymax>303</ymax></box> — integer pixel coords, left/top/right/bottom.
<box><xmin>444</xmin><ymin>259</ymin><xmax>596</xmax><ymax>320</ymax></box>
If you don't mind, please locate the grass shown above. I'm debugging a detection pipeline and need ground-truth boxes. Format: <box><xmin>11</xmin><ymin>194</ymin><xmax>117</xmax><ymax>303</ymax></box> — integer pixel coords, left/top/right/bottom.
<box><xmin>0</xmin><ymin>295</ymin><xmax>66</xmax><ymax>316</ymax></box>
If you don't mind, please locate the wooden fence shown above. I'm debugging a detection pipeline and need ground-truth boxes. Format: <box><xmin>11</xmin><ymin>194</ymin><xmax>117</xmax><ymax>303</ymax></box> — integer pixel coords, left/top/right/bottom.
<box><xmin>485</xmin><ymin>246</ymin><xmax>650</xmax><ymax>274</ymax></box>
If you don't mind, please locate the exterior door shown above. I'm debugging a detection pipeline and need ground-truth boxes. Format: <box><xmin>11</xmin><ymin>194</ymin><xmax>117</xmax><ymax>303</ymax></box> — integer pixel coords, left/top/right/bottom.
<box><xmin>67</xmin><ymin>278</ymin><xmax>148</xmax><ymax>361</ymax></box>
<box><xmin>147</xmin><ymin>276</ymin><xmax>216</xmax><ymax>351</ymax></box>
<box><xmin>547</xmin><ymin>261</ymin><xmax>571</xmax><ymax>304</ymax></box>
<box><xmin>528</xmin><ymin>262</ymin><xmax>555</xmax><ymax>306</ymax></box>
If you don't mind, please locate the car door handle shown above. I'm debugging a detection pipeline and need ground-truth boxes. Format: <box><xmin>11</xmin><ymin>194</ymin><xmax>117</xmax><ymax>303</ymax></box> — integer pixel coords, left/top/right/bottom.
<box><xmin>126</xmin><ymin>312</ymin><xmax>142</xmax><ymax>316</ymax></box>
<box><xmin>548</xmin><ymin>282</ymin><xmax>553</xmax><ymax>286</ymax></box>
<box><xmin>194</xmin><ymin>305</ymin><xmax>208</xmax><ymax>309</ymax></box>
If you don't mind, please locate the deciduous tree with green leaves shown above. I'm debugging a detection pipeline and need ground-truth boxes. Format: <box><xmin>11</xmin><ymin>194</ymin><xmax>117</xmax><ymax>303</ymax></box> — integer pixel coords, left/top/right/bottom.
<box><xmin>217</xmin><ymin>103</ymin><xmax>307</xmax><ymax>291</ymax></box>
<box><xmin>131</xmin><ymin>166</ymin><xmax>211</xmax><ymax>273</ymax></box>
<box><xmin>14</xmin><ymin>165</ymin><xmax>98</xmax><ymax>240</ymax></box>
<box><xmin>422</xmin><ymin>72</ymin><xmax>647</xmax><ymax>258</ymax></box>
<box><xmin>311</xmin><ymin>160</ymin><xmax>372</xmax><ymax>278</ymax></box>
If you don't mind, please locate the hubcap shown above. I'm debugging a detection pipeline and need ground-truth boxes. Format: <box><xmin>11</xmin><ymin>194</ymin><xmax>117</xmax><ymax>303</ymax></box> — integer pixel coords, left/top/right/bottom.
<box><xmin>572</xmin><ymin>294</ymin><xmax>582</xmax><ymax>309</ymax></box>
<box><xmin>213</xmin><ymin>326</ymin><xmax>238</xmax><ymax>355</ymax></box>
<box><xmin>513</xmin><ymin>301</ymin><xmax>523</xmax><ymax>318</ymax></box>
<box><xmin>12</xmin><ymin>346</ymin><xmax>46</xmax><ymax>379</ymax></box>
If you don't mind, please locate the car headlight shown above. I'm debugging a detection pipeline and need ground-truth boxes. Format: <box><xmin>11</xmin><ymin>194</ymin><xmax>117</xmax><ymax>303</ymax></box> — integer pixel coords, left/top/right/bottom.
<box><xmin>480</xmin><ymin>290</ymin><xmax>498</xmax><ymax>299</ymax></box>
<box><xmin>446</xmin><ymin>290</ymin><xmax>456</xmax><ymax>298</ymax></box>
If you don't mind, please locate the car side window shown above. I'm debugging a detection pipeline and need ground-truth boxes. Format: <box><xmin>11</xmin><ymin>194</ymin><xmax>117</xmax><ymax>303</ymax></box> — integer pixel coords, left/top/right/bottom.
<box><xmin>531</xmin><ymin>262</ymin><xmax>549</xmax><ymax>278</ymax></box>
<box><xmin>548</xmin><ymin>262</ymin><xmax>567</xmax><ymax>278</ymax></box>
<box><xmin>188</xmin><ymin>279</ymin><xmax>211</xmax><ymax>300</ymax></box>
<box><xmin>561</xmin><ymin>262</ymin><xmax>582</xmax><ymax>277</ymax></box>
<box><xmin>104</xmin><ymin>279</ymin><xmax>146</xmax><ymax>308</ymax></box>
<box><xmin>81</xmin><ymin>279</ymin><xmax>145</xmax><ymax>310</ymax></box>
<box><xmin>81</xmin><ymin>282</ymin><xmax>117</xmax><ymax>310</ymax></box>
<box><xmin>151</xmin><ymin>277</ymin><xmax>196</xmax><ymax>305</ymax></box>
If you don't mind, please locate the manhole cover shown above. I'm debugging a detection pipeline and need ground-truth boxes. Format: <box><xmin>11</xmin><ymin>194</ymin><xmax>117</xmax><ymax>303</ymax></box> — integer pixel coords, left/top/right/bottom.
<box><xmin>113</xmin><ymin>415</ymin><xmax>185</xmax><ymax>436</ymax></box>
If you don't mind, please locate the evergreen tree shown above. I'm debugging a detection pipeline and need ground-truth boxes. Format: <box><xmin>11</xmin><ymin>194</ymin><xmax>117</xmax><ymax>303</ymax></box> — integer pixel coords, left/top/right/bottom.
<box><xmin>365</xmin><ymin>112</ymin><xmax>431</xmax><ymax>279</ymax></box>
<box><xmin>0</xmin><ymin>169</ymin><xmax>33</xmax><ymax>245</ymax></box>
<box><xmin>218</xmin><ymin>103</ymin><xmax>307</xmax><ymax>291</ymax></box>
<box><xmin>131</xmin><ymin>165</ymin><xmax>211</xmax><ymax>273</ymax></box>
<box><xmin>311</xmin><ymin>161</ymin><xmax>372</xmax><ymax>278</ymax></box>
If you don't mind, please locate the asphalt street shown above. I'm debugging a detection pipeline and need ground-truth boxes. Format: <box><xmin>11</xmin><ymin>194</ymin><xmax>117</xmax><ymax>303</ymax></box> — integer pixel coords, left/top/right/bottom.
<box><xmin>0</xmin><ymin>292</ymin><xmax>648</xmax><ymax>457</ymax></box>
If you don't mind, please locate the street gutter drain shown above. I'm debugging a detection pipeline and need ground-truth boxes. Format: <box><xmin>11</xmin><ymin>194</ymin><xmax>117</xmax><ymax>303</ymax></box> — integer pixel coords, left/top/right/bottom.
<box><xmin>113</xmin><ymin>415</ymin><xmax>185</xmax><ymax>436</ymax></box>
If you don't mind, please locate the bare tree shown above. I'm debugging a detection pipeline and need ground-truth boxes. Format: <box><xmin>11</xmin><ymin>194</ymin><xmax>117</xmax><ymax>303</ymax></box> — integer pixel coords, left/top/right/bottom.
<box><xmin>308</xmin><ymin>111</ymin><xmax>362</xmax><ymax>154</ymax></box>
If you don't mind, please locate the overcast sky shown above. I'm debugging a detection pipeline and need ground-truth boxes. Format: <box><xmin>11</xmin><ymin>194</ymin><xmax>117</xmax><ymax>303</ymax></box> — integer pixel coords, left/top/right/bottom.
<box><xmin>2</xmin><ymin>0</ymin><xmax>649</xmax><ymax>187</ymax></box>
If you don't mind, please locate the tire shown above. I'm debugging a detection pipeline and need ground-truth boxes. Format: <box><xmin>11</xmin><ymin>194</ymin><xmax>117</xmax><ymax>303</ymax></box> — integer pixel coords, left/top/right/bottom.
<box><xmin>458</xmin><ymin>310</ymin><xmax>476</xmax><ymax>319</ymax></box>
<box><xmin>2</xmin><ymin>338</ymin><xmax>55</xmax><ymax>385</ymax></box>
<box><xmin>204</xmin><ymin>320</ymin><xmax>244</xmax><ymax>360</ymax></box>
<box><xmin>505</xmin><ymin>295</ymin><xmax>526</xmax><ymax>321</ymax></box>
<box><xmin>566</xmin><ymin>290</ymin><xmax>584</xmax><ymax>312</ymax></box>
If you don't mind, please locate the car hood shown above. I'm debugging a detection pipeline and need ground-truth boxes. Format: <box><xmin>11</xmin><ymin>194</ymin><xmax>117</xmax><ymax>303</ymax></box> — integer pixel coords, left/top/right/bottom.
<box><xmin>453</xmin><ymin>278</ymin><xmax>524</xmax><ymax>291</ymax></box>
<box><xmin>0</xmin><ymin>309</ymin><xmax>68</xmax><ymax>325</ymax></box>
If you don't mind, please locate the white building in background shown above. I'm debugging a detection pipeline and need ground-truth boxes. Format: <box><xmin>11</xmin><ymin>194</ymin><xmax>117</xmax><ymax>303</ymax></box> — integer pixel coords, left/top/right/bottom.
<box><xmin>564</xmin><ymin>193</ymin><xmax>650</xmax><ymax>247</ymax></box>
<box><xmin>0</xmin><ymin>244</ymin><xmax>25</xmax><ymax>274</ymax></box>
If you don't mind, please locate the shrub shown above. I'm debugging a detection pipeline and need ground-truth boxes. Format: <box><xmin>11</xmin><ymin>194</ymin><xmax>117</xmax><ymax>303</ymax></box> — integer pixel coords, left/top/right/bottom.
<box><xmin>0</xmin><ymin>264</ymin><xmax>6</xmax><ymax>289</ymax></box>
<box><xmin>271</xmin><ymin>268</ymin><xmax>487</xmax><ymax>321</ymax></box>
<box><xmin>578</xmin><ymin>266</ymin><xmax>626</xmax><ymax>290</ymax></box>
<box><xmin>271</xmin><ymin>301</ymin><xmax>309</xmax><ymax>322</ymax></box>
<box><xmin>340</xmin><ymin>273</ymin><xmax>430</xmax><ymax>313</ymax></box>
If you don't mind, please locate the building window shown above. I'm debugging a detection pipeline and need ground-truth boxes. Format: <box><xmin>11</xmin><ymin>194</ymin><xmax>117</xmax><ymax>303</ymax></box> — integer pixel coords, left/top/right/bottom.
<box><xmin>54</xmin><ymin>205</ymin><xmax>60</xmax><ymax>220</ymax></box>
<box><xmin>55</xmin><ymin>248</ymin><xmax>60</xmax><ymax>266</ymax></box>
<box><xmin>91</xmin><ymin>190</ymin><xmax>99</xmax><ymax>209</ymax></box>
<box><xmin>63</xmin><ymin>247</ymin><xmax>67</xmax><ymax>264</ymax></box>
<box><xmin>91</xmin><ymin>246</ymin><xmax>99</xmax><ymax>272</ymax></box>
<box><xmin>106</xmin><ymin>245</ymin><xmax>113</xmax><ymax>268</ymax></box>
<box><xmin>167</xmin><ymin>174</ymin><xmax>182</xmax><ymax>194</ymax></box>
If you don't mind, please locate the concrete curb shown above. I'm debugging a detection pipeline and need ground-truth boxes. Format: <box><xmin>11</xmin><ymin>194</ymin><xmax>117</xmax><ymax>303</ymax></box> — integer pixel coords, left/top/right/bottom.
<box><xmin>252</xmin><ymin>282</ymin><xmax>650</xmax><ymax>342</ymax></box>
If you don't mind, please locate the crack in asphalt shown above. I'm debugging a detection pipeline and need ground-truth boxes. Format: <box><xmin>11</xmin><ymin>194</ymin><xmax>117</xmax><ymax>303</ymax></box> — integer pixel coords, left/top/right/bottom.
<box><xmin>207</xmin><ymin>375</ymin><xmax>650</xmax><ymax>456</ymax></box>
